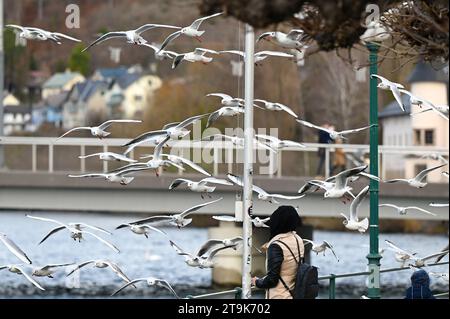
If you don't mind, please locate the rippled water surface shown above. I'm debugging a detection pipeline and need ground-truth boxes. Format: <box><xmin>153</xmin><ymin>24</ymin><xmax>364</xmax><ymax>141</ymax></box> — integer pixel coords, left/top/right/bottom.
<box><xmin>0</xmin><ymin>211</ymin><xmax>448</xmax><ymax>299</ymax></box>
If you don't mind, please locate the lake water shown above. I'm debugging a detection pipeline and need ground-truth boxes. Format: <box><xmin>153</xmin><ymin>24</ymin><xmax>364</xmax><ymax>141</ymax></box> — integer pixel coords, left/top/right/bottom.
<box><xmin>0</xmin><ymin>211</ymin><xmax>448</xmax><ymax>299</ymax></box>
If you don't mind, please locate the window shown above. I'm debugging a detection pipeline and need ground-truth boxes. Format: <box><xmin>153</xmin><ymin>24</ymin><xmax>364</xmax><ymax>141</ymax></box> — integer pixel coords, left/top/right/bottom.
<box><xmin>425</xmin><ymin>130</ymin><xmax>434</xmax><ymax>145</ymax></box>
<box><xmin>415</xmin><ymin>164</ymin><xmax>427</xmax><ymax>179</ymax></box>
<box><xmin>414</xmin><ymin>129</ymin><xmax>422</xmax><ymax>145</ymax></box>
<box><xmin>134</xmin><ymin>95</ymin><xmax>143</xmax><ymax>102</ymax></box>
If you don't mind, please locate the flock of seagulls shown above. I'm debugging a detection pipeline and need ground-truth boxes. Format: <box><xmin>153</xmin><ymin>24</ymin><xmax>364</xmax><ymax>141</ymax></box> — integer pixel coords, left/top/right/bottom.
<box><xmin>2</xmin><ymin>12</ymin><xmax>448</xmax><ymax>298</ymax></box>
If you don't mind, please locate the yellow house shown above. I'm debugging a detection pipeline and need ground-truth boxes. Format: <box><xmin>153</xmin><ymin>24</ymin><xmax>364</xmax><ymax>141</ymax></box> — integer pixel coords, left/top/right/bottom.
<box><xmin>104</xmin><ymin>73</ymin><xmax>162</xmax><ymax>119</ymax></box>
<box><xmin>42</xmin><ymin>70</ymin><xmax>85</xmax><ymax>99</ymax></box>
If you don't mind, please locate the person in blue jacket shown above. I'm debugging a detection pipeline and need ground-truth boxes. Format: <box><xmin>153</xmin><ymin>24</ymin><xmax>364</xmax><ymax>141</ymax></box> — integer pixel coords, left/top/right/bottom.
<box><xmin>405</xmin><ymin>269</ymin><xmax>436</xmax><ymax>299</ymax></box>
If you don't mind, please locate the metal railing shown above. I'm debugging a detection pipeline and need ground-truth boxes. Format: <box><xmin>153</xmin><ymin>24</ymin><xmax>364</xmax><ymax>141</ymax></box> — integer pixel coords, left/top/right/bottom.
<box><xmin>1</xmin><ymin>136</ymin><xmax>448</xmax><ymax>179</ymax></box>
<box><xmin>186</xmin><ymin>261</ymin><xmax>449</xmax><ymax>299</ymax></box>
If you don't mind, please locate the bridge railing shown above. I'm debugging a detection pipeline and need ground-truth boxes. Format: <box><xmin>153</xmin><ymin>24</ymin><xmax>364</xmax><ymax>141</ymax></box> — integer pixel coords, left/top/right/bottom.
<box><xmin>0</xmin><ymin>136</ymin><xmax>448</xmax><ymax>179</ymax></box>
<box><xmin>186</xmin><ymin>261</ymin><xmax>449</xmax><ymax>299</ymax></box>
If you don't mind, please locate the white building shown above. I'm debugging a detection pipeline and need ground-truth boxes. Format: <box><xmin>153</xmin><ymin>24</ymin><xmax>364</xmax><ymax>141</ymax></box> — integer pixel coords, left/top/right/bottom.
<box><xmin>380</xmin><ymin>61</ymin><xmax>448</xmax><ymax>182</ymax></box>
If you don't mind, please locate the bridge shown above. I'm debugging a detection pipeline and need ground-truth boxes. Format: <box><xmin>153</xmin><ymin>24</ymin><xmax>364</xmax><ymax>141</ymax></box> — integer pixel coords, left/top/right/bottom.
<box><xmin>1</xmin><ymin>137</ymin><xmax>448</xmax><ymax>221</ymax></box>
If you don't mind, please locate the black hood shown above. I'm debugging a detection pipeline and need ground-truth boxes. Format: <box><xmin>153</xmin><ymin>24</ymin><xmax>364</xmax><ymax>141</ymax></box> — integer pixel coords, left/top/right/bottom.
<box><xmin>267</xmin><ymin>206</ymin><xmax>302</xmax><ymax>239</ymax></box>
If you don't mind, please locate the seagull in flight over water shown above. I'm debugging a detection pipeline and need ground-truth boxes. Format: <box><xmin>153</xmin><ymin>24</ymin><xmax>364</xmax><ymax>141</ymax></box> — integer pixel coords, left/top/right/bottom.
<box><xmin>57</xmin><ymin>120</ymin><xmax>141</xmax><ymax>140</ymax></box>
<box><xmin>0</xmin><ymin>233</ymin><xmax>32</xmax><ymax>265</ymax></box>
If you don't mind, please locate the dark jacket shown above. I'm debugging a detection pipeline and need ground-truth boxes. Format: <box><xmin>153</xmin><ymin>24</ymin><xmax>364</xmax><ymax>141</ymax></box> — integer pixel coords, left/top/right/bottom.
<box><xmin>255</xmin><ymin>244</ymin><xmax>284</xmax><ymax>289</ymax></box>
<box><xmin>405</xmin><ymin>270</ymin><xmax>435</xmax><ymax>299</ymax></box>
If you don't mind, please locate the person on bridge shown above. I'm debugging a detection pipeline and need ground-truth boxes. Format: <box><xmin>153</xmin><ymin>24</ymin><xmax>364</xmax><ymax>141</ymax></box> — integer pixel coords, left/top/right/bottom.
<box><xmin>405</xmin><ymin>269</ymin><xmax>436</xmax><ymax>299</ymax></box>
<box><xmin>316</xmin><ymin>122</ymin><xmax>333</xmax><ymax>177</ymax></box>
<box><xmin>251</xmin><ymin>206</ymin><xmax>305</xmax><ymax>299</ymax></box>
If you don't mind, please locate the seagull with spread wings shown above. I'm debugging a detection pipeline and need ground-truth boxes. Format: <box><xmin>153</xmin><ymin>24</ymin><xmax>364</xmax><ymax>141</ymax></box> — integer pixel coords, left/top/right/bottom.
<box><xmin>171</xmin><ymin>48</ymin><xmax>219</xmax><ymax>69</ymax></box>
<box><xmin>257</xmin><ymin>29</ymin><xmax>309</xmax><ymax>51</ymax></box>
<box><xmin>296</xmin><ymin>119</ymin><xmax>373</xmax><ymax>140</ymax></box>
<box><xmin>379</xmin><ymin>204</ymin><xmax>436</xmax><ymax>217</ymax></box>
<box><xmin>78</xmin><ymin>152</ymin><xmax>137</xmax><ymax>163</ymax></box>
<box><xmin>256</xmin><ymin>135</ymin><xmax>305</xmax><ymax>151</ymax></box>
<box><xmin>227</xmin><ymin>173</ymin><xmax>304</xmax><ymax>204</ymax></box>
<box><xmin>67</xmin><ymin>260</ymin><xmax>134</xmax><ymax>285</ymax></box>
<box><xmin>26</xmin><ymin>215</ymin><xmax>119</xmax><ymax>253</ymax></box>
<box><xmin>82</xmin><ymin>24</ymin><xmax>181</xmax><ymax>52</ymax></box>
<box><xmin>371</xmin><ymin>75</ymin><xmax>406</xmax><ymax>112</ymax></box>
<box><xmin>303</xmin><ymin>239</ymin><xmax>339</xmax><ymax>262</ymax></box>
<box><xmin>31</xmin><ymin>263</ymin><xmax>74</xmax><ymax>278</ymax></box>
<box><xmin>385</xmin><ymin>163</ymin><xmax>447</xmax><ymax>188</ymax></box>
<box><xmin>206</xmin><ymin>93</ymin><xmax>244</xmax><ymax>107</ymax></box>
<box><xmin>219</xmin><ymin>50</ymin><xmax>294</xmax><ymax>66</ymax></box>
<box><xmin>112</xmin><ymin>276</ymin><xmax>179</xmax><ymax>298</ymax></box>
<box><xmin>253</xmin><ymin>99</ymin><xmax>298</xmax><ymax>118</ymax></box>
<box><xmin>0</xmin><ymin>265</ymin><xmax>45</xmax><ymax>291</ymax></box>
<box><xmin>6</xmin><ymin>25</ymin><xmax>81</xmax><ymax>44</ymax></box>
<box><xmin>117</xmin><ymin>198</ymin><xmax>223</xmax><ymax>229</ymax></box>
<box><xmin>169</xmin><ymin>239</ymin><xmax>231</xmax><ymax>269</ymax></box>
<box><xmin>57</xmin><ymin>119</ymin><xmax>142</xmax><ymax>140</ymax></box>
<box><xmin>400</xmin><ymin>89</ymin><xmax>449</xmax><ymax>121</ymax></box>
<box><xmin>158</xmin><ymin>12</ymin><xmax>223</xmax><ymax>51</ymax></box>
<box><xmin>341</xmin><ymin>186</ymin><xmax>369</xmax><ymax>233</ymax></box>
<box><xmin>0</xmin><ymin>233</ymin><xmax>32</xmax><ymax>265</ymax></box>
<box><xmin>169</xmin><ymin>177</ymin><xmax>232</xmax><ymax>198</ymax></box>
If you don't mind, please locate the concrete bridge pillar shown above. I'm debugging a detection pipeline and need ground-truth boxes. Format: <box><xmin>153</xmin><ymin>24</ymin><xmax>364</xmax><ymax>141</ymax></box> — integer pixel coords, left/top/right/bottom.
<box><xmin>210</xmin><ymin>222</ymin><xmax>313</xmax><ymax>286</ymax></box>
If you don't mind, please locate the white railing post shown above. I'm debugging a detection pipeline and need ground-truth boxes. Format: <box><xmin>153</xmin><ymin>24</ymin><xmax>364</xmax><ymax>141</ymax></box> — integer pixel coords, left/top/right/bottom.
<box><xmin>32</xmin><ymin>144</ymin><xmax>37</xmax><ymax>172</ymax></box>
<box><xmin>80</xmin><ymin>145</ymin><xmax>86</xmax><ymax>173</ymax></box>
<box><xmin>213</xmin><ymin>145</ymin><xmax>219</xmax><ymax>176</ymax></box>
<box><xmin>103</xmin><ymin>145</ymin><xmax>108</xmax><ymax>173</ymax></box>
<box><xmin>48</xmin><ymin>144</ymin><xmax>54</xmax><ymax>173</ymax></box>
<box><xmin>277</xmin><ymin>150</ymin><xmax>282</xmax><ymax>178</ymax></box>
<box><xmin>325</xmin><ymin>146</ymin><xmax>330</xmax><ymax>178</ymax></box>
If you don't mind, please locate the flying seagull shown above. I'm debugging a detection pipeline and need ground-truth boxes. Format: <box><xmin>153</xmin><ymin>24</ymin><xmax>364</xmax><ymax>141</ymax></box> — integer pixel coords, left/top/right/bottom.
<box><xmin>114</xmin><ymin>136</ymin><xmax>184</xmax><ymax>177</ymax></box>
<box><xmin>385</xmin><ymin>163</ymin><xmax>447</xmax><ymax>188</ymax></box>
<box><xmin>379</xmin><ymin>204</ymin><xmax>436</xmax><ymax>216</ymax></box>
<box><xmin>112</xmin><ymin>277</ymin><xmax>179</xmax><ymax>298</ymax></box>
<box><xmin>57</xmin><ymin>120</ymin><xmax>142</xmax><ymax>140</ymax></box>
<box><xmin>227</xmin><ymin>173</ymin><xmax>304</xmax><ymax>204</ymax></box>
<box><xmin>385</xmin><ymin>240</ymin><xmax>449</xmax><ymax>268</ymax></box>
<box><xmin>296</xmin><ymin>119</ymin><xmax>372</xmax><ymax>140</ymax></box>
<box><xmin>69</xmin><ymin>166</ymin><xmax>150</xmax><ymax>185</ymax></box>
<box><xmin>303</xmin><ymin>239</ymin><xmax>339</xmax><ymax>262</ymax></box>
<box><xmin>82</xmin><ymin>24</ymin><xmax>181</xmax><ymax>51</ymax></box>
<box><xmin>206</xmin><ymin>106</ymin><xmax>244</xmax><ymax>127</ymax></box>
<box><xmin>117</xmin><ymin>198</ymin><xmax>223</xmax><ymax>229</ymax></box>
<box><xmin>400</xmin><ymin>89</ymin><xmax>449</xmax><ymax>121</ymax></box>
<box><xmin>158</xmin><ymin>12</ymin><xmax>224</xmax><ymax>51</ymax></box>
<box><xmin>196</xmin><ymin>237</ymin><xmax>243</xmax><ymax>257</ymax></box>
<box><xmin>371</xmin><ymin>74</ymin><xmax>405</xmax><ymax>112</ymax></box>
<box><xmin>123</xmin><ymin>114</ymin><xmax>209</xmax><ymax>154</ymax></box>
<box><xmin>384</xmin><ymin>239</ymin><xmax>417</xmax><ymax>267</ymax></box>
<box><xmin>31</xmin><ymin>263</ymin><xmax>74</xmax><ymax>278</ymax></box>
<box><xmin>169</xmin><ymin>177</ymin><xmax>232</xmax><ymax>198</ymax></box>
<box><xmin>253</xmin><ymin>99</ymin><xmax>298</xmax><ymax>118</ymax></box>
<box><xmin>78</xmin><ymin>152</ymin><xmax>137</xmax><ymax>163</ymax></box>
<box><xmin>169</xmin><ymin>239</ymin><xmax>230</xmax><ymax>269</ymax></box>
<box><xmin>138</xmin><ymin>154</ymin><xmax>210</xmax><ymax>176</ymax></box>
<box><xmin>0</xmin><ymin>265</ymin><xmax>45</xmax><ymax>291</ymax></box>
<box><xmin>0</xmin><ymin>233</ymin><xmax>32</xmax><ymax>265</ymax></box>
<box><xmin>257</xmin><ymin>29</ymin><xmax>309</xmax><ymax>51</ymax></box>
<box><xmin>171</xmin><ymin>48</ymin><xmax>219</xmax><ymax>69</ymax></box>
<box><xmin>341</xmin><ymin>186</ymin><xmax>369</xmax><ymax>233</ymax></box>
<box><xmin>256</xmin><ymin>134</ymin><xmax>306</xmax><ymax>151</ymax></box>
<box><xmin>219</xmin><ymin>50</ymin><xmax>294</xmax><ymax>66</ymax></box>
<box><xmin>308</xmin><ymin>166</ymin><xmax>369</xmax><ymax>200</ymax></box>
<box><xmin>206</xmin><ymin>93</ymin><xmax>244</xmax><ymax>107</ymax></box>
<box><xmin>115</xmin><ymin>223</ymin><xmax>166</xmax><ymax>239</ymax></box>
<box><xmin>67</xmin><ymin>260</ymin><xmax>134</xmax><ymax>285</ymax></box>
<box><xmin>201</xmin><ymin>134</ymin><xmax>276</xmax><ymax>153</ymax></box>
<box><xmin>212</xmin><ymin>215</ymin><xmax>270</xmax><ymax>228</ymax></box>
<box><xmin>6</xmin><ymin>25</ymin><xmax>81</xmax><ymax>44</ymax></box>
<box><xmin>26</xmin><ymin>215</ymin><xmax>119</xmax><ymax>253</ymax></box>
<box><xmin>141</xmin><ymin>43</ymin><xmax>178</xmax><ymax>61</ymax></box>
